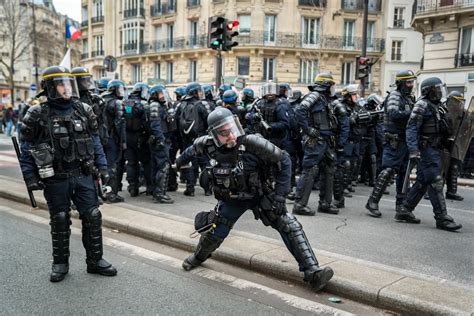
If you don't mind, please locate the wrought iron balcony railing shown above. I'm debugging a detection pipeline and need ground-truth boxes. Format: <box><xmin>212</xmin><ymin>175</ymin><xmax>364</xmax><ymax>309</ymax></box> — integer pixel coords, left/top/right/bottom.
<box><xmin>91</xmin><ymin>50</ymin><xmax>104</xmax><ymax>57</ymax></box>
<box><xmin>393</xmin><ymin>19</ymin><xmax>405</xmax><ymax>28</ymax></box>
<box><xmin>298</xmin><ymin>0</ymin><xmax>326</xmax><ymax>7</ymax></box>
<box><xmin>123</xmin><ymin>7</ymin><xmax>145</xmax><ymax>18</ymax></box>
<box><xmin>413</xmin><ymin>0</ymin><xmax>474</xmax><ymax>16</ymax></box>
<box><xmin>91</xmin><ymin>15</ymin><xmax>104</xmax><ymax>23</ymax></box>
<box><xmin>341</xmin><ymin>0</ymin><xmax>381</xmax><ymax>12</ymax></box>
<box><xmin>81</xmin><ymin>20</ymin><xmax>88</xmax><ymax>27</ymax></box>
<box><xmin>81</xmin><ymin>53</ymin><xmax>89</xmax><ymax>59</ymax></box>
<box><xmin>187</xmin><ymin>0</ymin><xmax>200</xmax><ymax>7</ymax></box>
<box><xmin>150</xmin><ymin>1</ymin><xmax>176</xmax><ymax>16</ymax></box>
<box><xmin>455</xmin><ymin>53</ymin><xmax>474</xmax><ymax>67</ymax></box>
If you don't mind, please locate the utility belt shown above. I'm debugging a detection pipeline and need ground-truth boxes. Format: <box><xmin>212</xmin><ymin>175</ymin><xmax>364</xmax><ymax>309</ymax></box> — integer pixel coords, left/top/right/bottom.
<box><xmin>384</xmin><ymin>132</ymin><xmax>405</xmax><ymax>150</ymax></box>
<box><xmin>52</xmin><ymin>168</ymin><xmax>84</xmax><ymax>179</ymax></box>
<box><xmin>419</xmin><ymin>135</ymin><xmax>441</xmax><ymax>149</ymax></box>
<box><xmin>304</xmin><ymin>134</ymin><xmax>336</xmax><ymax>148</ymax></box>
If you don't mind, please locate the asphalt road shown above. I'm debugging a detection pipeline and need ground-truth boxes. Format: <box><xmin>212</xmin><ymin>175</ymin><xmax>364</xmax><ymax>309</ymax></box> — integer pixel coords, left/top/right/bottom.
<box><xmin>0</xmin><ymin>199</ymin><xmax>384</xmax><ymax>315</ymax></box>
<box><xmin>1</xmin><ymin>135</ymin><xmax>473</xmax><ymax>287</ymax></box>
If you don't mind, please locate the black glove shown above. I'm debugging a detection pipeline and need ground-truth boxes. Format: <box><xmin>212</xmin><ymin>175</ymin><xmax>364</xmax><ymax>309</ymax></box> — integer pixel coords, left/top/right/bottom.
<box><xmin>409</xmin><ymin>152</ymin><xmax>420</xmax><ymax>165</ymax></box>
<box><xmin>307</xmin><ymin>127</ymin><xmax>319</xmax><ymax>139</ymax></box>
<box><xmin>175</xmin><ymin>156</ymin><xmax>183</xmax><ymax>169</ymax></box>
<box><xmin>24</xmin><ymin>175</ymin><xmax>44</xmax><ymax>191</ymax></box>
<box><xmin>272</xmin><ymin>195</ymin><xmax>287</xmax><ymax>215</ymax></box>
<box><xmin>99</xmin><ymin>169</ymin><xmax>110</xmax><ymax>185</ymax></box>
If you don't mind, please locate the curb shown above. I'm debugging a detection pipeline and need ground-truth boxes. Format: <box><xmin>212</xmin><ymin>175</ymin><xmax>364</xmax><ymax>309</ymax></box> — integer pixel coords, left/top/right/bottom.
<box><xmin>0</xmin><ymin>177</ymin><xmax>472</xmax><ymax>315</ymax></box>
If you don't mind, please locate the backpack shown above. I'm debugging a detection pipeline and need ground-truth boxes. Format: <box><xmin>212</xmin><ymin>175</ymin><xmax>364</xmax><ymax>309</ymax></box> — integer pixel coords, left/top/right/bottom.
<box><xmin>179</xmin><ymin>101</ymin><xmax>202</xmax><ymax>139</ymax></box>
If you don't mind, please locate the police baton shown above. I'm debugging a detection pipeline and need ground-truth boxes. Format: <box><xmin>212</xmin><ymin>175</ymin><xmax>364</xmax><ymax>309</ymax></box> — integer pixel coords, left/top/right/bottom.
<box><xmin>402</xmin><ymin>159</ymin><xmax>415</xmax><ymax>195</ymax></box>
<box><xmin>11</xmin><ymin>136</ymin><xmax>37</xmax><ymax>208</ymax></box>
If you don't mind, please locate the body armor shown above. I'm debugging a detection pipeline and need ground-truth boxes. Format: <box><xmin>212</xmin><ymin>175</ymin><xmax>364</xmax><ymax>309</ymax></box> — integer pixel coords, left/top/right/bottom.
<box><xmin>124</xmin><ymin>99</ymin><xmax>144</xmax><ymax>132</ymax></box>
<box><xmin>301</xmin><ymin>92</ymin><xmax>334</xmax><ymax>132</ymax></box>
<box><xmin>384</xmin><ymin>90</ymin><xmax>414</xmax><ymax>135</ymax></box>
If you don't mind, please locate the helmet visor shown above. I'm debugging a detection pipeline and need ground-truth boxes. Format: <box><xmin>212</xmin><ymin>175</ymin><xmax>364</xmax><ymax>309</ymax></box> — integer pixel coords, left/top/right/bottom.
<box><xmin>76</xmin><ymin>76</ymin><xmax>96</xmax><ymax>92</ymax></box>
<box><xmin>116</xmin><ymin>85</ymin><xmax>126</xmax><ymax>98</ymax></box>
<box><xmin>140</xmin><ymin>86</ymin><xmax>149</xmax><ymax>100</ymax></box>
<box><xmin>261</xmin><ymin>83</ymin><xmax>279</xmax><ymax>98</ymax></box>
<box><xmin>46</xmin><ymin>76</ymin><xmax>79</xmax><ymax>100</ymax></box>
<box><xmin>209</xmin><ymin>115</ymin><xmax>245</xmax><ymax>148</ymax></box>
<box><xmin>329</xmin><ymin>84</ymin><xmax>336</xmax><ymax>97</ymax></box>
<box><xmin>151</xmin><ymin>89</ymin><xmax>171</xmax><ymax>104</ymax></box>
<box><xmin>432</xmin><ymin>83</ymin><xmax>448</xmax><ymax>101</ymax></box>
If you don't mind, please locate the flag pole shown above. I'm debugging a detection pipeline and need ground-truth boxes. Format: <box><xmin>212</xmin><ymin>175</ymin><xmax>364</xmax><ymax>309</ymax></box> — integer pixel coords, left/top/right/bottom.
<box><xmin>64</xmin><ymin>17</ymin><xmax>68</xmax><ymax>54</ymax></box>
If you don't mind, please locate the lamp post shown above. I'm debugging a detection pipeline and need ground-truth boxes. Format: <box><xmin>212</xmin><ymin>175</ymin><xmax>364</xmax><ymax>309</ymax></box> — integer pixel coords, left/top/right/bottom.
<box><xmin>20</xmin><ymin>0</ymin><xmax>39</xmax><ymax>90</ymax></box>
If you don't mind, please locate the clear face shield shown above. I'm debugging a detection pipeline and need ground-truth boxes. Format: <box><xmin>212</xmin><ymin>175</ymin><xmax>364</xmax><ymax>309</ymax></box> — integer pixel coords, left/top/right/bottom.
<box><xmin>151</xmin><ymin>89</ymin><xmax>171</xmax><ymax>104</ymax></box>
<box><xmin>76</xmin><ymin>76</ymin><xmax>96</xmax><ymax>92</ymax></box>
<box><xmin>329</xmin><ymin>84</ymin><xmax>336</xmax><ymax>97</ymax></box>
<box><xmin>261</xmin><ymin>83</ymin><xmax>279</xmax><ymax>100</ymax></box>
<box><xmin>432</xmin><ymin>83</ymin><xmax>448</xmax><ymax>101</ymax></box>
<box><xmin>209</xmin><ymin>115</ymin><xmax>245</xmax><ymax>148</ymax></box>
<box><xmin>140</xmin><ymin>86</ymin><xmax>149</xmax><ymax>100</ymax></box>
<box><xmin>367</xmin><ymin>94</ymin><xmax>384</xmax><ymax>109</ymax></box>
<box><xmin>116</xmin><ymin>85</ymin><xmax>126</xmax><ymax>98</ymax></box>
<box><xmin>46</xmin><ymin>76</ymin><xmax>79</xmax><ymax>100</ymax></box>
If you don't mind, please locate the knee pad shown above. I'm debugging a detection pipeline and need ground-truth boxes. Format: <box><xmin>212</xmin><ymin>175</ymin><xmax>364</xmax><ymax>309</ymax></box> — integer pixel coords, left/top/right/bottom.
<box><xmin>276</xmin><ymin>213</ymin><xmax>302</xmax><ymax>233</ymax></box>
<box><xmin>82</xmin><ymin>207</ymin><xmax>102</xmax><ymax>225</ymax></box>
<box><xmin>370</xmin><ymin>154</ymin><xmax>377</xmax><ymax>164</ymax></box>
<box><xmin>380</xmin><ymin>167</ymin><xmax>394</xmax><ymax>179</ymax></box>
<box><xmin>51</xmin><ymin>211</ymin><xmax>71</xmax><ymax>231</ymax></box>
<box><xmin>431</xmin><ymin>176</ymin><xmax>444</xmax><ymax>191</ymax></box>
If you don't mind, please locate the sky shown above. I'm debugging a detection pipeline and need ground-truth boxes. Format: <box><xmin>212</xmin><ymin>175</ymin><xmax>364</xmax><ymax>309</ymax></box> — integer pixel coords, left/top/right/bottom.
<box><xmin>53</xmin><ymin>0</ymin><xmax>81</xmax><ymax>22</ymax></box>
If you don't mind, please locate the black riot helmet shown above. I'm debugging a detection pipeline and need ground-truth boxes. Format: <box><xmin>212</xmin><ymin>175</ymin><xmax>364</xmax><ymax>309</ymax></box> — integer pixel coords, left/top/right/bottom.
<box><xmin>279</xmin><ymin>83</ymin><xmax>292</xmax><ymax>98</ymax></box>
<box><xmin>420</xmin><ymin>77</ymin><xmax>447</xmax><ymax>103</ymax></box>
<box><xmin>71</xmin><ymin>67</ymin><xmax>96</xmax><ymax>92</ymax></box>
<box><xmin>395</xmin><ymin>70</ymin><xmax>416</xmax><ymax>95</ymax></box>
<box><xmin>366</xmin><ymin>93</ymin><xmax>384</xmax><ymax>110</ymax></box>
<box><xmin>446</xmin><ymin>90</ymin><xmax>465</xmax><ymax>109</ymax></box>
<box><xmin>207</xmin><ymin>107</ymin><xmax>245</xmax><ymax>148</ymax></box>
<box><xmin>309</xmin><ymin>73</ymin><xmax>336</xmax><ymax>96</ymax></box>
<box><xmin>41</xmin><ymin>66</ymin><xmax>79</xmax><ymax>101</ymax></box>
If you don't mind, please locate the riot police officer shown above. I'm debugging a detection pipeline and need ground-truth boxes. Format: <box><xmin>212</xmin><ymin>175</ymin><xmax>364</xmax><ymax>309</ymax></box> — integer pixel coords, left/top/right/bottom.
<box><xmin>96</xmin><ymin>77</ymin><xmax>111</xmax><ymax>94</ymax></box>
<box><xmin>398</xmin><ymin>77</ymin><xmax>462</xmax><ymax>231</ymax></box>
<box><xmin>19</xmin><ymin>66</ymin><xmax>117</xmax><ymax>282</ymax></box>
<box><xmin>177</xmin><ymin>107</ymin><xmax>334</xmax><ymax>292</ymax></box>
<box><xmin>202</xmin><ymin>84</ymin><xmax>217</xmax><ymax>110</ymax></box>
<box><xmin>148</xmin><ymin>84</ymin><xmax>174</xmax><ymax>204</ymax></box>
<box><xmin>366</xmin><ymin>70</ymin><xmax>417</xmax><ymax>217</ymax></box>
<box><xmin>241</xmin><ymin>88</ymin><xmax>255</xmax><ymax>111</ymax></box>
<box><xmin>176</xmin><ymin>82</ymin><xmax>212</xmax><ymax>196</ymax></box>
<box><xmin>292</xmin><ymin>74</ymin><xmax>349</xmax><ymax>216</ymax></box>
<box><xmin>222</xmin><ymin>89</ymin><xmax>246</xmax><ymax>123</ymax></box>
<box><xmin>124</xmin><ymin>82</ymin><xmax>153</xmax><ymax>196</ymax></box>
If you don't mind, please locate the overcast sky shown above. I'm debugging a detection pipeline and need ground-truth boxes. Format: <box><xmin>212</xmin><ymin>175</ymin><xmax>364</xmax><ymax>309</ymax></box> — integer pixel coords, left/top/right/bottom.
<box><xmin>53</xmin><ymin>0</ymin><xmax>81</xmax><ymax>22</ymax></box>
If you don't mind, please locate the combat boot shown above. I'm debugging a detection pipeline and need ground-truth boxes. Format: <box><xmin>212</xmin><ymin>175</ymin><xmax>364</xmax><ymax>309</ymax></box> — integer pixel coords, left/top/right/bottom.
<box><xmin>184</xmin><ymin>186</ymin><xmax>195</xmax><ymax>196</ymax></box>
<box><xmin>128</xmin><ymin>187</ymin><xmax>139</xmax><ymax>197</ymax></box>
<box><xmin>305</xmin><ymin>267</ymin><xmax>334</xmax><ymax>292</ymax></box>
<box><xmin>50</xmin><ymin>212</ymin><xmax>71</xmax><ymax>283</ymax></box>
<box><xmin>445</xmin><ymin>192</ymin><xmax>464</xmax><ymax>201</ymax></box>
<box><xmin>394</xmin><ymin>206</ymin><xmax>421</xmax><ymax>224</ymax></box>
<box><xmin>333</xmin><ymin>199</ymin><xmax>345</xmax><ymax>209</ymax></box>
<box><xmin>153</xmin><ymin>193</ymin><xmax>174</xmax><ymax>204</ymax></box>
<box><xmin>50</xmin><ymin>263</ymin><xmax>69</xmax><ymax>282</ymax></box>
<box><xmin>366</xmin><ymin>198</ymin><xmax>381</xmax><ymax>217</ymax></box>
<box><xmin>435</xmin><ymin>215</ymin><xmax>462</xmax><ymax>232</ymax></box>
<box><xmin>317</xmin><ymin>201</ymin><xmax>339</xmax><ymax>215</ymax></box>
<box><xmin>292</xmin><ymin>203</ymin><xmax>315</xmax><ymax>216</ymax></box>
<box><xmin>286</xmin><ymin>191</ymin><xmax>296</xmax><ymax>201</ymax></box>
<box><xmin>105</xmin><ymin>192</ymin><xmax>124</xmax><ymax>203</ymax></box>
<box><xmin>182</xmin><ymin>233</ymin><xmax>223</xmax><ymax>271</ymax></box>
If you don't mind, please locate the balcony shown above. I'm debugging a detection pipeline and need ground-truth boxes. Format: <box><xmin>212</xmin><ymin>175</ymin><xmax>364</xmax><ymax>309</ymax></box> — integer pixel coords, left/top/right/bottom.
<box><xmin>413</xmin><ymin>0</ymin><xmax>474</xmax><ymax>16</ymax></box>
<box><xmin>81</xmin><ymin>52</ymin><xmax>89</xmax><ymax>59</ymax></box>
<box><xmin>341</xmin><ymin>0</ymin><xmax>381</xmax><ymax>12</ymax></box>
<box><xmin>187</xmin><ymin>0</ymin><xmax>200</xmax><ymax>7</ymax></box>
<box><xmin>81</xmin><ymin>20</ymin><xmax>88</xmax><ymax>27</ymax></box>
<box><xmin>298</xmin><ymin>0</ymin><xmax>326</xmax><ymax>7</ymax></box>
<box><xmin>91</xmin><ymin>50</ymin><xmax>104</xmax><ymax>57</ymax></box>
<box><xmin>91</xmin><ymin>15</ymin><xmax>104</xmax><ymax>23</ymax></box>
<box><xmin>455</xmin><ymin>53</ymin><xmax>474</xmax><ymax>67</ymax></box>
<box><xmin>123</xmin><ymin>7</ymin><xmax>145</xmax><ymax>19</ymax></box>
<box><xmin>393</xmin><ymin>19</ymin><xmax>405</xmax><ymax>28</ymax></box>
<box><xmin>150</xmin><ymin>1</ymin><xmax>176</xmax><ymax>17</ymax></box>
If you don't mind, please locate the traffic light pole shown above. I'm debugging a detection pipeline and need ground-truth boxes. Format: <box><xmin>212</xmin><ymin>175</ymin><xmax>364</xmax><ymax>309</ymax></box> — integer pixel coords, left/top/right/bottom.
<box><xmin>216</xmin><ymin>48</ymin><xmax>223</xmax><ymax>89</ymax></box>
<box><xmin>360</xmin><ymin>0</ymin><xmax>369</xmax><ymax>97</ymax></box>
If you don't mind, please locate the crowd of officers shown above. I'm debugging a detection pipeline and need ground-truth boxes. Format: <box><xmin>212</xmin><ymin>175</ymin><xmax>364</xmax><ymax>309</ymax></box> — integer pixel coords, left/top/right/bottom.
<box><xmin>18</xmin><ymin>64</ymin><xmax>466</xmax><ymax>286</ymax></box>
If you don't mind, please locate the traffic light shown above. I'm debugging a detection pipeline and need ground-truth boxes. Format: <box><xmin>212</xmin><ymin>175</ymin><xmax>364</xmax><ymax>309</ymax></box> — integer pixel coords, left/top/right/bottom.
<box><xmin>222</xmin><ymin>19</ymin><xmax>239</xmax><ymax>51</ymax></box>
<box><xmin>356</xmin><ymin>56</ymin><xmax>370</xmax><ymax>80</ymax></box>
<box><xmin>208</xmin><ymin>16</ymin><xmax>225</xmax><ymax>50</ymax></box>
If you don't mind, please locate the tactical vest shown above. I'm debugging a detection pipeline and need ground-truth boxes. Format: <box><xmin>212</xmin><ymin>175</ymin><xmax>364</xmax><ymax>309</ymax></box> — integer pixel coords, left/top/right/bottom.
<box><xmin>310</xmin><ymin>98</ymin><xmax>332</xmax><ymax>131</ymax></box>
<box><xmin>420</xmin><ymin>104</ymin><xmax>440</xmax><ymax>136</ymax></box>
<box><xmin>40</xmin><ymin>103</ymin><xmax>95</xmax><ymax>171</ymax></box>
<box><xmin>260</xmin><ymin>101</ymin><xmax>277</xmax><ymax>124</ymax></box>
<box><xmin>383</xmin><ymin>91</ymin><xmax>414</xmax><ymax>135</ymax></box>
<box><xmin>124</xmin><ymin>99</ymin><xmax>143</xmax><ymax>132</ymax></box>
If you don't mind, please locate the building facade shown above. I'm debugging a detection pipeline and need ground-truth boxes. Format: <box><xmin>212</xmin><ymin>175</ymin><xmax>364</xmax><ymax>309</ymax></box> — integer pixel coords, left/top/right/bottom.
<box><xmin>0</xmin><ymin>0</ymin><xmax>81</xmax><ymax>106</ymax></box>
<box><xmin>81</xmin><ymin>0</ymin><xmax>386</xmax><ymax>94</ymax></box>
<box><xmin>412</xmin><ymin>0</ymin><xmax>474</xmax><ymax>102</ymax></box>
<box><xmin>382</xmin><ymin>0</ymin><xmax>423</xmax><ymax>94</ymax></box>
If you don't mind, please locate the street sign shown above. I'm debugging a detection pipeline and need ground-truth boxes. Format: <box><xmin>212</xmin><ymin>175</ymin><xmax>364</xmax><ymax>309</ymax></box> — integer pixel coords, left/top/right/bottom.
<box><xmin>30</xmin><ymin>83</ymin><xmax>37</xmax><ymax>91</ymax></box>
<box><xmin>233</xmin><ymin>77</ymin><xmax>246</xmax><ymax>90</ymax></box>
<box><xmin>103</xmin><ymin>55</ymin><xmax>117</xmax><ymax>72</ymax></box>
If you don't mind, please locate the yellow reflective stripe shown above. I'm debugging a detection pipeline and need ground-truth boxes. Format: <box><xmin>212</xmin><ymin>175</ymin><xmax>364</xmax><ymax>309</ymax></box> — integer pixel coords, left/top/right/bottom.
<box><xmin>315</xmin><ymin>76</ymin><xmax>335</xmax><ymax>82</ymax></box>
<box><xmin>70</xmin><ymin>72</ymin><xmax>92</xmax><ymax>77</ymax></box>
<box><xmin>453</xmin><ymin>96</ymin><xmax>465</xmax><ymax>101</ymax></box>
<box><xmin>42</xmin><ymin>73</ymin><xmax>72</xmax><ymax>79</ymax></box>
<box><xmin>395</xmin><ymin>75</ymin><xmax>416</xmax><ymax>80</ymax></box>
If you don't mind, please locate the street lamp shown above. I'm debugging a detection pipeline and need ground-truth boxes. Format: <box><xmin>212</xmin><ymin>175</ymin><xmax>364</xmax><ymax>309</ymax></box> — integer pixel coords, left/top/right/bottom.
<box><xmin>19</xmin><ymin>0</ymin><xmax>39</xmax><ymax>91</ymax></box>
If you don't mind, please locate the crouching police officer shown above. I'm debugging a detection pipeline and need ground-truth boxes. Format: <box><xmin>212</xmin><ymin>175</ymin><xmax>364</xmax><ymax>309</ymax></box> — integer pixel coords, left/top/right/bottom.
<box><xmin>398</xmin><ymin>77</ymin><xmax>462</xmax><ymax>231</ymax></box>
<box><xmin>176</xmin><ymin>107</ymin><xmax>334</xmax><ymax>292</ymax></box>
<box><xmin>19</xmin><ymin>66</ymin><xmax>117</xmax><ymax>282</ymax></box>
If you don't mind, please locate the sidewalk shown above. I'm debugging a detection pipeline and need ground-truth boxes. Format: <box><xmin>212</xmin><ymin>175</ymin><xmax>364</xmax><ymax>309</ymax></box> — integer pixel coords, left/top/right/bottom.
<box><xmin>0</xmin><ymin>175</ymin><xmax>472</xmax><ymax>315</ymax></box>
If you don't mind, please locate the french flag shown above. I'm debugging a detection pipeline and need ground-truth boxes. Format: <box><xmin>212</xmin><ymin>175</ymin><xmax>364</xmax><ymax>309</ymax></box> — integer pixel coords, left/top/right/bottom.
<box><xmin>66</xmin><ymin>21</ymin><xmax>81</xmax><ymax>41</ymax></box>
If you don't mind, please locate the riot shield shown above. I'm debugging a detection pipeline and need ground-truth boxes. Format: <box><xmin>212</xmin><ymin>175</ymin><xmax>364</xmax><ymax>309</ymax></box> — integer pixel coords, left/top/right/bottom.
<box><xmin>451</xmin><ymin>97</ymin><xmax>474</xmax><ymax>161</ymax></box>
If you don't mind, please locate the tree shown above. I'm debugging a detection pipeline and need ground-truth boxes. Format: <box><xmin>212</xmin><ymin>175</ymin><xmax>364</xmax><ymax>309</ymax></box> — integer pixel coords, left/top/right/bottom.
<box><xmin>0</xmin><ymin>0</ymin><xmax>33</xmax><ymax>106</ymax></box>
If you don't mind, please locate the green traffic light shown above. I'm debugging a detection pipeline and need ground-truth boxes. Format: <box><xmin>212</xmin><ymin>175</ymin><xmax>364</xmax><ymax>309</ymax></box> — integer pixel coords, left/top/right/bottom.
<box><xmin>212</xmin><ymin>40</ymin><xmax>220</xmax><ymax>46</ymax></box>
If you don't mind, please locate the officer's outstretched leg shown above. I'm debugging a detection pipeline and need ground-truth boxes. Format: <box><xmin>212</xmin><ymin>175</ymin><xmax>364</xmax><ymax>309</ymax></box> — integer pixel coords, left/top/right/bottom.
<box><xmin>182</xmin><ymin>232</ymin><xmax>224</xmax><ymax>271</ymax></box>
<box><xmin>365</xmin><ymin>168</ymin><xmax>395</xmax><ymax>217</ymax></box>
<box><xmin>446</xmin><ymin>160</ymin><xmax>464</xmax><ymax>201</ymax></box>
<box><xmin>395</xmin><ymin>181</ymin><xmax>422</xmax><ymax>224</ymax></box>
<box><xmin>318</xmin><ymin>160</ymin><xmax>338</xmax><ymax>214</ymax></box>
<box><xmin>428</xmin><ymin>177</ymin><xmax>462</xmax><ymax>231</ymax></box>
<box><xmin>81</xmin><ymin>208</ymin><xmax>117</xmax><ymax>276</ymax></box>
<box><xmin>292</xmin><ymin>165</ymin><xmax>318</xmax><ymax>216</ymax></box>
<box><xmin>272</xmin><ymin>212</ymin><xmax>333</xmax><ymax>292</ymax></box>
<box><xmin>49</xmin><ymin>211</ymin><xmax>71</xmax><ymax>282</ymax></box>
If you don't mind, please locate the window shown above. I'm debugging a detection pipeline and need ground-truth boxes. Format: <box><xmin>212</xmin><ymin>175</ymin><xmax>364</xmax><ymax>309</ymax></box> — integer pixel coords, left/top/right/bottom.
<box><xmin>237</xmin><ymin>57</ymin><xmax>250</xmax><ymax>76</ymax></box>
<box><xmin>302</xmin><ymin>17</ymin><xmax>320</xmax><ymax>46</ymax></box>
<box><xmin>238</xmin><ymin>15</ymin><xmax>251</xmax><ymax>34</ymax></box>
<box><xmin>341</xmin><ymin>61</ymin><xmax>353</xmax><ymax>85</ymax></box>
<box><xmin>94</xmin><ymin>35</ymin><xmax>103</xmax><ymax>54</ymax></box>
<box><xmin>123</xmin><ymin>21</ymin><xmax>144</xmax><ymax>53</ymax></box>
<box><xmin>82</xmin><ymin>39</ymin><xmax>88</xmax><ymax>54</ymax></box>
<box><xmin>264</xmin><ymin>15</ymin><xmax>276</xmax><ymax>43</ymax></box>
<box><xmin>154</xmin><ymin>63</ymin><xmax>161</xmax><ymax>79</ymax></box>
<box><xmin>367</xmin><ymin>22</ymin><xmax>375</xmax><ymax>50</ymax></box>
<box><xmin>93</xmin><ymin>0</ymin><xmax>103</xmax><ymax>17</ymax></box>
<box><xmin>167</xmin><ymin>62</ymin><xmax>174</xmax><ymax>83</ymax></box>
<box><xmin>154</xmin><ymin>26</ymin><xmax>161</xmax><ymax>41</ymax></box>
<box><xmin>300</xmin><ymin>59</ymin><xmax>318</xmax><ymax>83</ymax></box>
<box><xmin>343</xmin><ymin>20</ymin><xmax>355</xmax><ymax>48</ymax></box>
<box><xmin>393</xmin><ymin>7</ymin><xmax>405</xmax><ymax>28</ymax></box>
<box><xmin>167</xmin><ymin>23</ymin><xmax>174</xmax><ymax>48</ymax></box>
<box><xmin>391</xmin><ymin>40</ymin><xmax>402</xmax><ymax>61</ymax></box>
<box><xmin>190</xmin><ymin>60</ymin><xmax>197</xmax><ymax>81</ymax></box>
<box><xmin>131</xmin><ymin>64</ymin><xmax>142</xmax><ymax>83</ymax></box>
<box><xmin>263</xmin><ymin>58</ymin><xmax>275</xmax><ymax>81</ymax></box>
<box><xmin>82</xmin><ymin>6</ymin><xmax>88</xmax><ymax>21</ymax></box>
<box><xmin>190</xmin><ymin>21</ymin><xmax>198</xmax><ymax>46</ymax></box>
<box><xmin>458</xmin><ymin>27</ymin><xmax>474</xmax><ymax>66</ymax></box>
